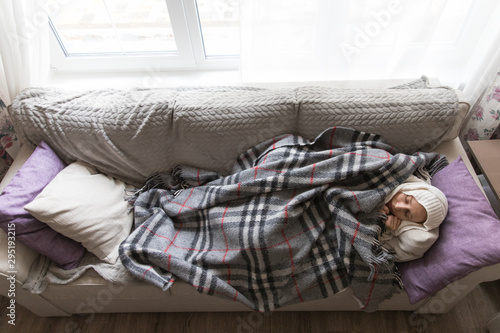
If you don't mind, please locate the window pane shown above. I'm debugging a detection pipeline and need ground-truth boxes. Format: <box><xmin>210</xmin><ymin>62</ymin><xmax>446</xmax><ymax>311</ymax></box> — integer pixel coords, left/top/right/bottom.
<box><xmin>196</xmin><ymin>0</ymin><xmax>240</xmax><ymax>57</ymax></box>
<box><xmin>51</xmin><ymin>0</ymin><xmax>177</xmax><ymax>55</ymax></box>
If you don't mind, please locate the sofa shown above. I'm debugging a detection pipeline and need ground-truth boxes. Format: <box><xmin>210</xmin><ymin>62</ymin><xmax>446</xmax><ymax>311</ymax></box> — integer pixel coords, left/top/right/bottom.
<box><xmin>2</xmin><ymin>77</ymin><xmax>500</xmax><ymax>316</ymax></box>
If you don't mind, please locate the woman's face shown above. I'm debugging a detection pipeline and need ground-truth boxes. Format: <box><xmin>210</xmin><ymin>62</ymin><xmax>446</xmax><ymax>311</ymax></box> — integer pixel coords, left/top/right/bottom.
<box><xmin>387</xmin><ymin>192</ymin><xmax>427</xmax><ymax>223</ymax></box>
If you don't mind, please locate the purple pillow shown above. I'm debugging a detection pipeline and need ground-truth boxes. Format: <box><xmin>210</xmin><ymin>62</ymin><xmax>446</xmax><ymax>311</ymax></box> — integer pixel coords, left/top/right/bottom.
<box><xmin>0</xmin><ymin>141</ymin><xmax>86</xmax><ymax>269</ymax></box>
<box><xmin>397</xmin><ymin>156</ymin><xmax>500</xmax><ymax>304</ymax></box>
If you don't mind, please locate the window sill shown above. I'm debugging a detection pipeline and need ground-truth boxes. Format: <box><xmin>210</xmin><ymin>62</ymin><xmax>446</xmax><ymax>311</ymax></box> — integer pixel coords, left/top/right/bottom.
<box><xmin>46</xmin><ymin>68</ymin><xmax>243</xmax><ymax>91</ymax></box>
<box><xmin>46</xmin><ymin>68</ymin><xmax>434</xmax><ymax>91</ymax></box>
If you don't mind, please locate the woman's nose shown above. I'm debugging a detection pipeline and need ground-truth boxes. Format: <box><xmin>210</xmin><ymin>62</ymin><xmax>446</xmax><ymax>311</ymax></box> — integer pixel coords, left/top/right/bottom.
<box><xmin>394</xmin><ymin>201</ymin><xmax>408</xmax><ymax>210</ymax></box>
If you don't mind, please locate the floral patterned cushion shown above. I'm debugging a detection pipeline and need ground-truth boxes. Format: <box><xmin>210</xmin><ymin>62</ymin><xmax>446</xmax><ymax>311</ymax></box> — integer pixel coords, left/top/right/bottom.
<box><xmin>462</xmin><ymin>73</ymin><xmax>500</xmax><ymax>141</ymax></box>
<box><xmin>0</xmin><ymin>98</ymin><xmax>20</xmax><ymax>180</ymax></box>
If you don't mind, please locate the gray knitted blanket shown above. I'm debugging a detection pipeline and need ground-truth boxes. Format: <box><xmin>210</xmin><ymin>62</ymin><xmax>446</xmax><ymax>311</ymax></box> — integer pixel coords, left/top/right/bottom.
<box><xmin>119</xmin><ymin>126</ymin><xmax>447</xmax><ymax>312</ymax></box>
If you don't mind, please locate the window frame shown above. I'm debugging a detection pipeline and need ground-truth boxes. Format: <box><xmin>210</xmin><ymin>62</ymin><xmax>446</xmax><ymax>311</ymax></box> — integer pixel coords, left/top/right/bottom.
<box><xmin>48</xmin><ymin>0</ymin><xmax>239</xmax><ymax>73</ymax></box>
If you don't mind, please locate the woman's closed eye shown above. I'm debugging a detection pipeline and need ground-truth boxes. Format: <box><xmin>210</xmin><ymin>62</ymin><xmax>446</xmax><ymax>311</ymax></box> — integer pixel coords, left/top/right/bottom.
<box><xmin>404</xmin><ymin>195</ymin><xmax>412</xmax><ymax>219</ymax></box>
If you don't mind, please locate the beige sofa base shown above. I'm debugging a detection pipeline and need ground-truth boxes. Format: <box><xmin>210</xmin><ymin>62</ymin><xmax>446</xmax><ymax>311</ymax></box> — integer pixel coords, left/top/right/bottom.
<box><xmin>5</xmin><ymin>262</ymin><xmax>500</xmax><ymax>317</ymax></box>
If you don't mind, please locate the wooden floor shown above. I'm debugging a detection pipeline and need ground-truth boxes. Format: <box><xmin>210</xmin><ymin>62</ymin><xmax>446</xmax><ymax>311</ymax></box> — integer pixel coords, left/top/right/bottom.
<box><xmin>1</xmin><ymin>280</ymin><xmax>499</xmax><ymax>333</ymax></box>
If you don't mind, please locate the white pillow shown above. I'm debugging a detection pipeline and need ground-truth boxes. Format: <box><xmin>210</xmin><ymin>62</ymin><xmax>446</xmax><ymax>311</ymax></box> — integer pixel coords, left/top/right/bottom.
<box><xmin>24</xmin><ymin>162</ymin><xmax>133</xmax><ymax>264</ymax></box>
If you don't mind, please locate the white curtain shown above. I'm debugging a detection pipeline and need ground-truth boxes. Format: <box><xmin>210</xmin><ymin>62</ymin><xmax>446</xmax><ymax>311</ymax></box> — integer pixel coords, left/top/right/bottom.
<box><xmin>240</xmin><ymin>0</ymin><xmax>500</xmax><ymax>107</ymax></box>
<box><xmin>0</xmin><ymin>0</ymin><xmax>50</xmax><ymax>105</ymax></box>
<box><xmin>0</xmin><ymin>0</ymin><xmax>50</xmax><ymax>166</ymax></box>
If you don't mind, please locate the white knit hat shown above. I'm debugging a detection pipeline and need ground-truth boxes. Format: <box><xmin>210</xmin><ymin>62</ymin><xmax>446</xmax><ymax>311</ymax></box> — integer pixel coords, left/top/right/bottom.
<box><xmin>385</xmin><ymin>176</ymin><xmax>448</xmax><ymax>231</ymax></box>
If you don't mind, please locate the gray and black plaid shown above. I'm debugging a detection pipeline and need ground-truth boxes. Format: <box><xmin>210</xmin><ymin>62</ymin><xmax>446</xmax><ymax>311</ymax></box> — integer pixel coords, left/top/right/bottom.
<box><xmin>119</xmin><ymin>126</ymin><xmax>447</xmax><ymax>312</ymax></box>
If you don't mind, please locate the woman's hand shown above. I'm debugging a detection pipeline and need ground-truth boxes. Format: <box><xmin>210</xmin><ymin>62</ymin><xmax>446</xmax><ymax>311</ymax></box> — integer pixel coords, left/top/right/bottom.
<box><xmin>384</xmin><ymin>214</ymin><xmax>401</xmax><ymax>231</ymax></box>
<box><xmin>379</xmin><ymin>204</ymin><xmax>400</xmax><ymax>231</ymax></box>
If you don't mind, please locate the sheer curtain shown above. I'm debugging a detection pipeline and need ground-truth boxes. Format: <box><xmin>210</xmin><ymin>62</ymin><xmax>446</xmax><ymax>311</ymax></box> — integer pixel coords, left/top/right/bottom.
<box><xmin>240</xmin><ymin>0</ymin><xmax>500</xmax><ymax>107</ymax></box>
<box><xmin>0</xmin><ymin>0</ymin><xmax>50</xmax><ymax>177</ymax></box>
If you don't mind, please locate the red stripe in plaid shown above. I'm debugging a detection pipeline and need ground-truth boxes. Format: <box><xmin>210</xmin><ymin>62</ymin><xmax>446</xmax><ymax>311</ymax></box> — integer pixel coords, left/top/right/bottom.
<box><xmin>328</xmin><ymin>150</ymin><xmax>391</xmax><ymax>161</ymax></box>
<box><xmin>328</xmin><ymin>126</ymin><xmax>338</xmax><ymax>157</ymax></box>
<box><xmin>363</xmin><ymin>264</ymin><xmax>379</xmax><ymax>308</ymax></box>
<box><xmin>262</xmin><ymin>137</ymin><xmax>277</xmax><ymax>164</ymax></box>
<box><xmin>329</xmin><ymin>126</ymin><xmax>337</xmax><ymax>148</ymax></box>
<box><xmin>164</xmin><ymin>188</ymin><xmax>194</xmax><ymax>253</ymax></box>
<box><xmin>163</xmin><ymin>193</ymin><xmax>195</xmax><ymax>211</ymax></box>
<box><xmin>350</xmin><ymin>194</ymin><xmax>361</xmax><ymax>246</ymax></box>
<box><xmin>310</xmin><ymin>163</ymin><xmax>316</xmax><ymax>185</ymax></box>
<box><xmin>351</xmin><ymin>221</ymin><xmax>360</xmax><ymax>245</ymax></box>
<box><xmin>406</xmin><ymin>155</ymin><xmax>417</xmax><ymax>165</ymax></box>
<box><xmin>177</xmin><ymin>188</ymin><xmax>195</xmax><ymax>215</ymax></box>
<box><xmin>282</xmin><ymin>190</ymin><xmax>303</xmax><ymax>302</ymax></box>
<box><xmin>221</xmin><ymin>202</ymin><xmax>232</xmax><ymax>284</ymax></box>
<box><xmin>348</xmin><ymin>152</ymin><xmax>393</xmax><ymax>160</ymax></box>
<box><xmin>262</xmin><ymin>153</ymin><xmax>269</xmax><ymax>164</ymax></box>
<box><xmin>351</xmin><ymin>191</ymin><xmax>361</xmax><ymax>211</ymax></box>
<box><xmin>253</xmin><ymin>166</ymin><xmax>285</xmax><ymax>180</ymax></box>
<box><xmin>143</xmin><ymin>266</ymin><xmax>154</xmax><ymax>279</ymax></box>
<box><xmin>142</xmin><ymin>266</ymin><xmax>175</xmax><ymax>285</ymax></box>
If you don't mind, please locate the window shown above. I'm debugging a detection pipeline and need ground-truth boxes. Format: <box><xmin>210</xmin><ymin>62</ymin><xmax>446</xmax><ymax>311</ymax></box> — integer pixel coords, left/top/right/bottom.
<box><xmin>49</xmin><ymin>0</ymin><xmax>239</xmax><ymax>72</ymax></box>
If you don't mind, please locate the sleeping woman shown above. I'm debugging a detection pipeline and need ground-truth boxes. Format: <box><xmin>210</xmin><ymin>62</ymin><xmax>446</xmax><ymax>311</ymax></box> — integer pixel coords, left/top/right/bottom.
<box><xmin>379</xmin><ymin>175</ymin><xmax>448</xmax><ymax>262</ymax></box>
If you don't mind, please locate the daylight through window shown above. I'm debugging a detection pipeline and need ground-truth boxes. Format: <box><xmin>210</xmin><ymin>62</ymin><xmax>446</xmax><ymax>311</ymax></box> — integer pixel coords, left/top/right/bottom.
<box><xmin>49</xmin><ymin>0</ymin><xmax>239</xmax><ymax>71</ymax></box>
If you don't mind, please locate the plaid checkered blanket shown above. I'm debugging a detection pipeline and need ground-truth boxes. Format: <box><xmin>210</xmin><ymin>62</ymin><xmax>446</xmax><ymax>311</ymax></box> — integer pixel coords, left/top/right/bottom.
<box><xmin>119</xmin><ymin>127</ymin><xmax>447</xmax><ymax>312</ymax></box>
